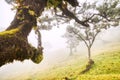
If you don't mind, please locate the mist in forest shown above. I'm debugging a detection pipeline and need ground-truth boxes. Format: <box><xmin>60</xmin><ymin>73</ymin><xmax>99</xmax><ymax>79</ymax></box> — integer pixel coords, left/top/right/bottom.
<box><xmin>0</xmin><ymin>0</ymin><xmax>120</xmax><ymax>79</ymax></box>
<box><xmin>0</xmin><ymin>25</ymin><xmax>120</xmax><ymax>79</ymax></box>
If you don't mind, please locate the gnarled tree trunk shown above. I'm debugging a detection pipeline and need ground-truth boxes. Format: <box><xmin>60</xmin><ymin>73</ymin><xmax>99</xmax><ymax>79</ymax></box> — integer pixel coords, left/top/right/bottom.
<box><xmin>0</xmin><ymin>0</ymin><xmax>47</xmax><ymax>67</ymax></box>
<box><xmin>0</xmin><ymin>0</ymin><xmax>87</xmax><ymax>67</ymax></box>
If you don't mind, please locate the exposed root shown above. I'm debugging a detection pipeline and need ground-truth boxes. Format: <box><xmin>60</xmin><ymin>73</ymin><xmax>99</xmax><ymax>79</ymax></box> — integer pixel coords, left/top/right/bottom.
<box><xmin>80</xmin><ymin>59</ymin><xmax>94</xmax><ymax>74</ymax></box>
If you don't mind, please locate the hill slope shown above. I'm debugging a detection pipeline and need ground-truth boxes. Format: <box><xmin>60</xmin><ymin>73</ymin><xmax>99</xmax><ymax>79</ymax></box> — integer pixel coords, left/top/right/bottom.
<box><xmin>27</xmin><ymin>46</ymin><xmax>120</xmax><ymax>80</ymax></box>
<box><xmin>2</xmin><ymin>44</ymin><xmax>120</xmax><ymax>80</ymax></box>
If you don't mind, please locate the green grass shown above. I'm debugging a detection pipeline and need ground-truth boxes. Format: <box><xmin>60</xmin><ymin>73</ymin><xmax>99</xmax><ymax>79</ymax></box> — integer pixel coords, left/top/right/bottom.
<box><xmin>5</xmin><ymin>44</ymin><xmax>119</xmax><ymax>80</ymax></box>
<box><xmin>86</xmin><ymin>51</ymin><xmax>120</xmax><ymax>75</ymax></box>
<box><xmin>27</xmin><ymin>47</ymin><xmax>120</xmax><ymax>80</ymax></box>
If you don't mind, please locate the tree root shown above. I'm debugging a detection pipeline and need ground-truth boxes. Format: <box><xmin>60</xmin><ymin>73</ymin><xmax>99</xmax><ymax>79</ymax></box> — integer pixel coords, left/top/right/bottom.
<box><xmin>80</xmin><ymin>59</ymin><xmax>94</xmax><ymax>74</ymax></box>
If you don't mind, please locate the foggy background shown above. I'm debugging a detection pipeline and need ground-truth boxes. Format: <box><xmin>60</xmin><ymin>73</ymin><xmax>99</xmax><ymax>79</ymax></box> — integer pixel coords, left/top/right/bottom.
<box><xmin>0</xmin><ymin>0</ymin><xmax>120</xmax><ymax>79</ymax></box>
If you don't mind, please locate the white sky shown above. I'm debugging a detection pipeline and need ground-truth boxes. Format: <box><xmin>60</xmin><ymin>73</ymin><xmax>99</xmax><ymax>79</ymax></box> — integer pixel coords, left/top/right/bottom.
<box><xmin>0</xmin><ymin>0</ymin><xmax>14</xmax><ymax>30</ymax></box>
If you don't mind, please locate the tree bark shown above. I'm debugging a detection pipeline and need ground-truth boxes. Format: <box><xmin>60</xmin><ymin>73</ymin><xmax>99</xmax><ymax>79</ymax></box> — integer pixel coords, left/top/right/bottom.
<box><xmin>0</xmin><ymin>0</ymin><xmax>47</xmax><ymax>67</ymax></box>
<box><xmin>88</xmin><ymin>47</ymin><xmax>91</xmax><ymax>60</ymax></box>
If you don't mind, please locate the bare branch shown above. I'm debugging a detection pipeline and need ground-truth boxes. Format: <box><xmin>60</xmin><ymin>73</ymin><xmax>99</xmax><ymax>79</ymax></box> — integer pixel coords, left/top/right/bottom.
<box><xmin>57</xmin><ymin>2</ymin><xmax>89</xmax><ymax>27</ymax></box>
<box><xmin>72</xmin><ymin>29</ymin><xmax>89</xmax><ymax>48</ymax></box>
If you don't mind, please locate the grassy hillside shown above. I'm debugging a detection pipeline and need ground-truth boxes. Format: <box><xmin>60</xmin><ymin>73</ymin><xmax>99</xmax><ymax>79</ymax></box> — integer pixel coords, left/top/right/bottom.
<box><xmin>2</xmin><ymin>43</ymin><xmax>120</xmax><ymax>80</ymax></box>
<box><xmin>26</xmin><ymin>46</ymin><xmax>120</xmax><ymax>80</ymax></box>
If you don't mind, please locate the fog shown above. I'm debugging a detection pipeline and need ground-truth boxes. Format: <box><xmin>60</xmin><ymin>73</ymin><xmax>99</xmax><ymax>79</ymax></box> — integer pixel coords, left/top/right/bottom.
<box><xmin>0</xmin><ymin>0</ymin><xmax>120</xmax><ymax>79</ymax></box>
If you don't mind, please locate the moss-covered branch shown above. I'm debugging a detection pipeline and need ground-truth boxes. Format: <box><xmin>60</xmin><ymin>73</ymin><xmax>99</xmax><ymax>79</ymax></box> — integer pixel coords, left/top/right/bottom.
<box><xmin>0</xmin><ymin>27</ymin><xmax>43</xmax><ymax>67</ymax></box>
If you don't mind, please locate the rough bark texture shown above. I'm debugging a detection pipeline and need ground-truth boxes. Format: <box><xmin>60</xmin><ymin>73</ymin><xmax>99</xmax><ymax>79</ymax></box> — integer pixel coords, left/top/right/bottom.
<box><xmin>56</xmin><ymin>1</ymin><xmax>89</xmax><ymax>27</ymax></box>
<box><xmin>0</xmin><ymin>0</ymin><xmax>47</xmax><ymax>67</ymax></box>
<box><xmin>0</xmin><ymin>29</ymin><xmax>42</xmax><ymax>66</ymax></box>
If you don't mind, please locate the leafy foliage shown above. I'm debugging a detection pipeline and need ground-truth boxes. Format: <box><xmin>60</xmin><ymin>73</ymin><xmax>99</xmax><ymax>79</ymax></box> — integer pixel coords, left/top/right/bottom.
<box><xmin>97</xmin><ymin>0</ymin><xmax>120</xmax><ymax>19</ymax></box>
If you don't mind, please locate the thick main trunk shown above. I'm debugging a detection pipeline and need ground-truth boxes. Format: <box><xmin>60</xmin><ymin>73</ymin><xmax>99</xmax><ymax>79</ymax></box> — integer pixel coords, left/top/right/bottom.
<box><xmin>6</xmin><ymin>7</ymin><xmax>36</xmax><ymax>31</ymax></box>
<box><xmin>0</xmin><ymin>0</ymin><xmax>47</xmax><ymax>67</ymax></box>
<box><xmin>6</xmin><ymin>0</ymin><xmax>47</xmax><ymax>31</ymax></box>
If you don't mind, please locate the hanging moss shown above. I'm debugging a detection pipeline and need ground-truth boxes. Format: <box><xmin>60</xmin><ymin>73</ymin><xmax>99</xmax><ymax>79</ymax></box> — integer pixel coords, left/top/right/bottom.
<box><xmin>31</xmin><ymin>49</ymin><xmax>43</xmax><ymax>64</ymax></box>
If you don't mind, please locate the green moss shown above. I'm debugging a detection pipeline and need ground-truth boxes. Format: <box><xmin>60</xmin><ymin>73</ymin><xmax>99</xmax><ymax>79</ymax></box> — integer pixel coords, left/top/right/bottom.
<box><xmin>0</xmin><ymin>27</ymin><xmax>44</xmax><ymax>67</ymax></box>
<box><xmin>0</xmin><ymin>28</ymin><xmax>19</xmax><ymax>36</ymax></box>
<box><xmin>47</xmin><ymin>0</ymin><xmax>61</xmax><ymax>8</ymax></box>
<box><xmin>31</xmin><ymin>48</ymin><xmax>43</xmax><ymax>64</ymax></box>
<box><xmin>31</xmin><ymin>53</ymin><xmax>43</xmax><ymax>64</ymax></box>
